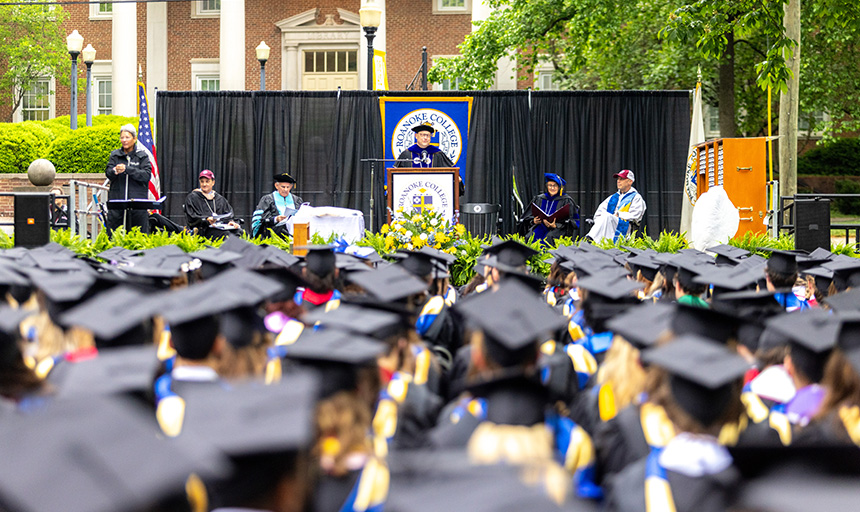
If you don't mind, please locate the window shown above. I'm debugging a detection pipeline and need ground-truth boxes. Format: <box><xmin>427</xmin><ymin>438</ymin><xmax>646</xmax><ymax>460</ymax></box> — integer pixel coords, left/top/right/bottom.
<box><xmin>21</xmin><ymin>79</ymin><xmax>52</xmax><ymax>121</ymax></box>
<box><xmin>90</xmin><ymin>2</ymin><xmax>112</xmax><ymax>19</ymax></box>
<box><xmin>191</xmin><ymin>58</ymin><xmax>220</xmax><ymax>91</ymax></box>
<box><xmin>799</xmin><ymin>111</ymin><xmax>827</xmax><ymax>136</ymax></box>
<box><xmin>95</xmin><ymin>78</ymin><xmax>112</xmax><ymax>115</ymax></box>
<box><xmin>433</xmin><ymin>0</ymin><xmax>470</xmax><ymax>14</ymax></box>
<box><xmin>192</xmin><ymin>0</ymin><xmax>220</xmax><ymax>18</ymax></box>
<box><xmin>705</xmin><ymin>104</ymin><xmax>720</xmax><ymax>138</ymax></box>
<box><xmin>197</xmin><ymin>77</ymin><xmax>220</xmax><ymax>91</ymax></box>
<box><xmin>437</xmin><ymin>77</ymin><xmax>463</xmax><ymax>91</ymax></box>
<box><xmin>303</xmin><ymin>50</ymin><xmax>357</xmax><ymax>74</ymax></box>
<box><xmin>536</xmin><ymin>72</ymin><xmax>559</xmax><ymax>91</ymax></box>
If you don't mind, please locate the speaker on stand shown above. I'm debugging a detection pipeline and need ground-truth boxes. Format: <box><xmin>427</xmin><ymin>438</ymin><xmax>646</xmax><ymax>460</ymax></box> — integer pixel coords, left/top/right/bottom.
<box><xmin>14</xmin><ymin>193</ymin><xmax>51</xmax><ymax>248</ymax></box>
<box><xmin>794</xmin><ymin>198</ymin><xmax>830</xmax><ymax>253</ymax></box>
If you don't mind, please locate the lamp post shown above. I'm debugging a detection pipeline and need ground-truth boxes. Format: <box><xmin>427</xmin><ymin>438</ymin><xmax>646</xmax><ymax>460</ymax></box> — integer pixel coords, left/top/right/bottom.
<box><xmin>359</xmin><ymin>0</ymin><xmax>382</xmax><ymax>91</ymax></box>
<box><xmin>82</xmin><ymin>44</ymin><xmax>96</xmax><ymax>127</ymax></box>
<box><xmin>256</xmin><ymin>41</ymin><xmax>270</xmax><ymax>91</ymax></box>
<box><xmin>66</xmin><ymin>30</ymin><xmax>84</xmax><ymax>130</ymax></box>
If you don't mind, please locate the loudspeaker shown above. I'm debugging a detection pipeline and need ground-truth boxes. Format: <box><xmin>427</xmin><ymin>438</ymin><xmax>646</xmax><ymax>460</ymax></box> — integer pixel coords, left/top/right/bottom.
<box><xmin>795</xmin><ymin>198</ymin><xmax>830</xmax><ymax>253</ymax></box>
<box><xmin>14</xmin><ymin>193</ymin><xmax>51</xmax><ymax>248</ymax></box>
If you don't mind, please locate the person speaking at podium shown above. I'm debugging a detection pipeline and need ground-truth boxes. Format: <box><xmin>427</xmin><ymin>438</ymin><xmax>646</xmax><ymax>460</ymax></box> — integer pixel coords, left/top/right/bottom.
<box><xmin>394</xmin><ymin>123</ymin><xmax>454</xmax><ymax>168</ymax></box>
<box><xmin>105</xmin><ymin>124</ymin><xmax>152</xmax><ymax>233</ymax></box>
<box><xmin>519</xmin><ymin>173</ymin><xmax>579</xmax><ymax>245</ymax></box>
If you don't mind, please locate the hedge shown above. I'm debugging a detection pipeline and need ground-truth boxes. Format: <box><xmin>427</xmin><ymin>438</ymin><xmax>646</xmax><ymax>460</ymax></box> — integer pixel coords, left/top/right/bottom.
<box><xmin>45</xmin><ymin>125</ymin><xmax>121</xmax><ymax>174</ymax></box>
<box><xmin>0</xmin><ymin>124</ymin><xmax>45</xmax><ymax>173</ymax></box>
<box><xmin>0</xmin><ymin>115</ymin><xmax>136</xmax><ymax>174</ymax></box>
<box><xmin>834</xmin><ymin>179</ymin><xmax>860</xmax><ymax>216</ymax></box>
<box><xmin>797</xmin><ymin>137</ymin><xmax>860</xmax><ymax>176</ymax></box>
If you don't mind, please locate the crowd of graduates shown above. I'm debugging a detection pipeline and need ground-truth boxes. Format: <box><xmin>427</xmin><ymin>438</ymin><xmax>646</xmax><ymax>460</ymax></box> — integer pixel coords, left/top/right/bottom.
<box><xmin>1</xmin><ymin>231</ymin><xmax>859</xmax><ymax>512</ymax></box>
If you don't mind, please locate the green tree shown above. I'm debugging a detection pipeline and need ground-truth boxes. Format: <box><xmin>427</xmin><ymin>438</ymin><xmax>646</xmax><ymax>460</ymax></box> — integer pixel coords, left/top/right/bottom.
<box><xmin>0</xmin><ymin>4</ymin><xmax>70</xmax><ymax>122</ymax></box>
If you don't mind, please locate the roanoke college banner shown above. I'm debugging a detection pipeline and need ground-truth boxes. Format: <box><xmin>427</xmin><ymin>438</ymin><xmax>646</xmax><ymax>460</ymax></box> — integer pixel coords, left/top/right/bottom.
<box><xmin>379</xmin><ymin>96</ymin><xmax>473</xmax><ymax>184</ymax></box>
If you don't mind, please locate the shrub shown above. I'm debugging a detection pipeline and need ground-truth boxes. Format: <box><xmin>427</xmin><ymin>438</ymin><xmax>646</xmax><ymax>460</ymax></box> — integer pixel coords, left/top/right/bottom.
<box><xmin>0</xmin><ymin>124</ymin><xmax>45</xmax><ymax>173</ymax></box>
<box><xmin>834</xmin><ymin>179</ymin><xmax>860</xmax><ymax>216</ymax></box>
<box><xmin>797</xmin><ymin>137</ymin><xmax>860</xmax><ymax>176</ymax></box>
<box><xmin>45</xmin><ymin>125</ymin><xmax>119</xmax><ymax>174</ymax></box>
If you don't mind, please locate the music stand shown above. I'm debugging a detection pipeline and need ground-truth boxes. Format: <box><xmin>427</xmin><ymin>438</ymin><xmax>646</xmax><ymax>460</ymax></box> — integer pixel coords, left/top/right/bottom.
<box><xmin>107</xmin><ymin>197</ymin><xmax>166</xmax><ymax>231</ymax></box>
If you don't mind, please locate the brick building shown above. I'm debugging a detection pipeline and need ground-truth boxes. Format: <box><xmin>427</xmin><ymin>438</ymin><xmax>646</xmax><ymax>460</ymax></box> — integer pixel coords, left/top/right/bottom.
<box><xmin>6</xmin><ymin>0</ymin><xmax>526</xmax><ymax>122</ymax></box>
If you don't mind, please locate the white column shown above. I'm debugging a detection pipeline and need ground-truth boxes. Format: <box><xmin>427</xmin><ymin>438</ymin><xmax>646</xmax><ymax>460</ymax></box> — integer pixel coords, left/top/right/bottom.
<box><xmin>111</xmin><ymin>2</ymin><xmax>137</xmax><ymax>116</ymax></box>
<box><xmin>220</xmin><ymin>0</ymin><xmax>246</xmax><ymax>90</ymax></box>
<box><xmin>284</xmin><ymin>44</ymin><xmax>298</xmax><ymax>90</ymax></box>
<box><xmin>146</xmin><ymin>1</ymin><xmax>168</xmax><ymax>101</ymax></box>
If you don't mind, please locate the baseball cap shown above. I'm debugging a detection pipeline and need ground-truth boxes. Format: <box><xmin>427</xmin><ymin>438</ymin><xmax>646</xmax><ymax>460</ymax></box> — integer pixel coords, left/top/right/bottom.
<box><xmin>199</xmin><ymin>169</ymin><xmax>215</xmax><ymax>180</ymax></box>
<box><xmin>613</xmin><ymin>169</ymin><xmax>635</xmax><ymax>181</ymax></box>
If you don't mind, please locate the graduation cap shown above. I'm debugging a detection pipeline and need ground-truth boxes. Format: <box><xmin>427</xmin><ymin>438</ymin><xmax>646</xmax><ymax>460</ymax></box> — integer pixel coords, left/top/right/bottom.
<box><xmin>259</xmin><ymin>245</ymin><xmax>301</xmax><ymax>268</ymax></box>
<box><xmin>824</xmin><ymin>256</ymin><xmax>860</xmax><ymax>291</ymax></box>
<box><xmin>345</xmin><ymin>265</ymin><xmax>429</xmax><ymax>303</ymax></box>
<box><xmin>605</xmin><ymin>302</ymin><xmax>675</xmax><ymax>349</ymax></box>
<box><xmin>767</xmin><ymin>309</ymin><xmax>841</xmax><ymax>383</ymax></box>
<box><xmin>220</xmin><ymin>306</ymin><xmax>268</xmax><ymax>349</ymax></box>
<box><xmin>273</xmin><ymin>172</ymin><xmax>296</xmax><ymax>183</ymax></box>
<box><xmin>803</xmin><ymin>265</ymin><xmax>834</xmax><ymax>296</ymax></box>
<box><xmin>670</xmin><ymin>304</ymin><xmax>739</xmax><ymax>344</ymax></box>
<box><xmin>707</xmin><ymin>244</ymin><xmax>750</xmax><ymax>266</ymax></box>
<box><xmin>575</xmin><ymin>272</ymin><xmax>644</xmax><ymax>301</ymax></box>
<box><xmin>641</xmin><ymin>334</ymin><xmax>749</xmax><ymax>427</ymax></box>
<box><xmin>58</xmin><ymin>286</ymin><xmax>159</xmax><ymax>348</ymax></box>
<box><xmin>0</xmin><ymin>396</ymin><xmax>228</xmax><ymax>512</ymax></box>
<box><xmin>453</xmin><ymin>280</ymin><xmax>567</xmax><ymax>367</ymax></box>
<box><xmin>796</xmin><ymin>247</ymin><xmax>834</xmax><ymax>271</ymax></box>
<box><xmin>396</xmin><ymin>249</ymin><xmax>437</xmax><ymax>278</ymax></box>
<box><xmin>671</xmin><ymin>253</ymin><xmax>714</xmax><ymax>290</ymax></box>
<box><xmin>277</xmin><ymin>328</ymin><xmax>386</xmax><ymax>397</ymax></box>
<box><xmin>297</xmin><ymin>245</ymin><xmax>336</xmax><ymax>276</ymax></box>
<box><xmin>626</xmin><ymin>252</ymin><xmax>660</xmax><ymax>281</ymax></box>
<box><xmin>481</xmin><ymin>239</ymin><xmax>537</xmax><ymax>268</ymax></box>
<box><xmin>189</xmin><ymin>246</ymin><xmax>244</xmax><ymax>278</ymax></box>
<box><xmin>218</xmin><ymin>236</ymin><xmax>271</xmax><ymax>269</ymax></box>
<box><xmin>693</xmin><ymin>264</ymin><xmax>761</xmax><ymax>296</ymax></box>
<box><xmin>711</xmin><ymin>289</ymin><xmax>785</xmax><ymax>319</ymax></box>
<box><xmin>252</xmin><ymin>264</ymin><xmax>307</xmax><ymax>303</ymax></box>
<box><xmin>823</xmin><ymin>288</ymin><xmax>860</xmax><ymax>313</ymax></box>
<box><xmin>385</xmin><ymin>450</ymin><xmax>581</xmax><ymax>512</ymax></box>
<box><xmin>836</xmin><ymin>313</ymin><xmax>860</xmax><ymax>352</ymax></box>
<box><xmin>761</xmin><ymin>248</ymin><xmax>800</xmax><ymax>275</ymax></box>
<box><xmin>52</xmin><ymin>345</ymin><xmax>161</xmax><ymax>399</ymax></box>
<box><xmin>97</xmin><ymin>246</ymin><xmax>141</xmax><ymax>262</ymax></box>
<box><xmin>302</xmin><ymin>303</ymin><xmax>404</xmax><ymax>340</ymax></box>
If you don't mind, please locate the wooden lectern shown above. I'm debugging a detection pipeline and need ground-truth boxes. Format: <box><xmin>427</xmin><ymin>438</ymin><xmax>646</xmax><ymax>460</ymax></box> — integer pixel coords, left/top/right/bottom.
<box><xmin>693</xmin><ymin>137</ymin><xmax>767</xmax><ymax>238</ymax></box>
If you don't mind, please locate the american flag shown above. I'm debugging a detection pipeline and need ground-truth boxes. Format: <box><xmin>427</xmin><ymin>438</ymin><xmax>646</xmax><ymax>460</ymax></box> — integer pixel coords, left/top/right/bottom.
<box><xmin>137</xmin><ymin>82</ymin><xmax>161</xmax><ymax>206</ymax></box>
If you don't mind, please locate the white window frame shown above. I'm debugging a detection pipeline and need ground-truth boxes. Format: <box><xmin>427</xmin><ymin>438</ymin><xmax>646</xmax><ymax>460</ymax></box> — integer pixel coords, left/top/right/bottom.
<box><xmin>799</xmin><ymin>111</ymin><xmax>829</xmax><ymax>138</ymax></box>
<box><xmin>534</xmin><ymin>60</ymin><xmax>559</xmax><ymax>91</ymax></box>
<box><xmin>431</xmin><ymin>55</ymin><xmax>461</xmax><ymax>91</ymax></box>
<box><xmin>704</xmin><ymin>104</ymin><xmax>721</xmax><ymax>139</ymax></box>
<box><xmin>13</xmin><ymin>77</ymin><xmax>55</xmax><ymax>122</ymax></box>
<box><xmin>191</xmin><ymin>0</ymin><xmax>220</xmax><ymax>19</ymax></box>
<box><xmin>89</xmin><ymin>61</ymin><xmax>113</xmax><ymax>116</ymax></box>
<box><xmin>89</xmin><ymin>2</ymin><xmax>112</xmax><ymax>20</ymax></box>
<box><xmin>191</xmin><ymin>58</ymin><xmax>221</xmax><ymax>91</ymax></box>
<box><xmin>432</xmin><ymin>0</ymin><xmax>470</xmax><ymax>15</ymax></box>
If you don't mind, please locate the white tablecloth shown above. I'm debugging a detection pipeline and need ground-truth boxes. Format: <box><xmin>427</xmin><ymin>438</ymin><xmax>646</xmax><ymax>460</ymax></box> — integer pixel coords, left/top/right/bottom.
<box><xmin>286</xmin><ymin>205</ymin><xmax>365</xmax><ymax>243</ymax></box>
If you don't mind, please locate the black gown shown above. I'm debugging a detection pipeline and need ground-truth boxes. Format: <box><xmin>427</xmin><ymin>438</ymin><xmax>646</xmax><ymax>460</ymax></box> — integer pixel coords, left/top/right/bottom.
<box><xmin>519</xmin><ymin>193</ymin><xmax>580</xmax><ymax>244</ymax></box>
<box><xmin>184</xmin><ymin>189</ymin><xmax>240</xmax><ymax>239</ymax></box>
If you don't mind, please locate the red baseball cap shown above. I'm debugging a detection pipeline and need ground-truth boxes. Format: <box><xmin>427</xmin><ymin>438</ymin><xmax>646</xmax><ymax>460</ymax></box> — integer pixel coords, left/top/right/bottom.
<box><xmin>199</xmin><ymin>169</ymin><xmax>215</xmax><ymax>180</ymax></box>
<box><xmin>613</xmin><ymin>169</ymin><xmax>635</xmax><ymax>181</ymax></box>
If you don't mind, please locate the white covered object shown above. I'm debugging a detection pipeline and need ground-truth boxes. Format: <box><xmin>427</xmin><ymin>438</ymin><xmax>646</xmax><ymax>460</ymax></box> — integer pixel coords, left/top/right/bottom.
<box><xmin>286</xmin><ymin>205</ymin><xmax>366</xmax><ymax>243</ymax></box>
<box><xmin>690</xmin><ymin>186</ymin><xmax>740</xmax><ymax>251</ymax></box>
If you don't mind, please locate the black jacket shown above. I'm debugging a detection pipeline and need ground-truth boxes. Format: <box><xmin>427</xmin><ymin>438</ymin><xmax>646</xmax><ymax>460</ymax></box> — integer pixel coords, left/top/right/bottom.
<box><xmin>105</xmin><ymin>146</ymin><xmax>152</xmax><ymax>200</ymax></box>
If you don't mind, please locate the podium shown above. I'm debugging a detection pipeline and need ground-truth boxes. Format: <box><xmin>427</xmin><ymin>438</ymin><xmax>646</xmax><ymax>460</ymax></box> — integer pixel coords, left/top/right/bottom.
<box><xmin>693</xmin><ymin>138</ymin><xmax>767</xmax><ymax>238</ymax></box>
<box><xmin>387</xmin><ymin>167</ymin><xmax>460</xmax><ymax>224</ymax></box>
<box><xmin>106</xmin><ymin>197</ymin><xmax>166</xmax><ymax>211</ymax></box>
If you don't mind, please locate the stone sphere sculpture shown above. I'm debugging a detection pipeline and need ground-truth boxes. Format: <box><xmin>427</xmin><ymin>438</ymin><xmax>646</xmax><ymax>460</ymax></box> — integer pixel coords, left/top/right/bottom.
<box><xmin>28</xmin><ymin>159</ymin><xmax>57</xmax><ymax>187</ymax></box>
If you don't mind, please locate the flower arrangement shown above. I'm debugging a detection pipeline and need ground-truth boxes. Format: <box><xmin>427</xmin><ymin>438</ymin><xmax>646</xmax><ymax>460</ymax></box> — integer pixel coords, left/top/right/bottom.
<box><xmin>378</xmin><ymin>206</ymin><xmax>466</xmax><ymax>253</ymax></box>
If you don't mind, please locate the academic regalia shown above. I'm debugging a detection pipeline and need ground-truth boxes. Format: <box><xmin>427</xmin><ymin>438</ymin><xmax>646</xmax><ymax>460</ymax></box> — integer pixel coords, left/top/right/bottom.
<box><xmin>520</xmin><ymin>192</ymin><xmax>580</xmax><ymax>244</ymax></box>
<box><xmin>587</xmin><ymin>187</ymin><xmax>646</xmax><ymax>243</ymax></box>
<box><xmin>395</xmin><ymin>145</ymin><xmax>454</xmax><ymax>169</ymax></box>
<box><xmin>184</xmin><ymin>188</ymin><xmax>239</xmax><ymax>238</ymax></box>
<box><xmin>593</xmin><ymin>404</ymin><xmax>651</xmax><ymax>483</ymax></box>
<box><xmin>251</xmin><ymin>191</ymin><xmax>304</xmax><ymax>237</ymax></box>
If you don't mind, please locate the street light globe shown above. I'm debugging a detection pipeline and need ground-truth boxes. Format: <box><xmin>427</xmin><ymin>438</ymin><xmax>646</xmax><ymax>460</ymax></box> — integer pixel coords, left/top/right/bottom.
<box><xmin>82</xmin><ymin>44</ymin><xmax>97</xmax><ymax>64</ymax></box>
<box><xmin>66</xmin><ymin>30</ymin><xmax>84</xmax><ymax>54</ymax></box>
<box><xmin>256</xmin><ymin>41</ymin><xmax>270</xmax><ymax>63</ymax></box>
<box><xmin>359</xmin><ymin>0</ymin><xmax>382</xmax><ymax>28</ymax></box>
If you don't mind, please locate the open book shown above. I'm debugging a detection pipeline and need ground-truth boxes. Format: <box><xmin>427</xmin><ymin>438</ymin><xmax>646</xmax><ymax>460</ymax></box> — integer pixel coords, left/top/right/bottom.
<box><xmin>531</xmin><ymin>203</ymin><xmax>571</xmax><ymax>224</ymax></box>
<box><xmin>275</xmin><ymin>203</ymin><xmax>309</xmax><ymax>227</ymax></box>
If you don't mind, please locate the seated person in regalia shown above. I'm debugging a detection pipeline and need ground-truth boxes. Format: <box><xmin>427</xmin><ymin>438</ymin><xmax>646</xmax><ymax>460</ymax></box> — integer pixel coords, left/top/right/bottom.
<box><xmin>519</xmin><ymin>173</ymin><xmax>580</xmax><ymax>245</ymax></box>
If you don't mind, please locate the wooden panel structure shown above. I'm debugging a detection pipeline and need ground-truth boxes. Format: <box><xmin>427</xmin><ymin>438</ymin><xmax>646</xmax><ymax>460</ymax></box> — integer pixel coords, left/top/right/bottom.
<box><xmin>292</xmin><ymin>223</ymin><xmax>310</xmax><ymax>256</ymax></box>
<box><xmin>694</xmin><ymin>137</ymin><xmax>767</xmax><ymax>238</ymax></box>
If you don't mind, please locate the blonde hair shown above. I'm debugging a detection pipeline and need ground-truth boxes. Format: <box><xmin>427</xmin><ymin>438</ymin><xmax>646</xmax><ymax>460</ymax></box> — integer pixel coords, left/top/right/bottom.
<box><xmin>596</xmin><ymin>336</ymin><xmax>647</xmax><ymax>411</ymax></box>
<box><xmin>217</xmin><ymin>331</ymin><xmax>272</xmax><ymax>379</ymax></box>
<box><xmin>314</xmin><ymin>391</ymin><xmax>373</xmax><ymax>477</ymax></box>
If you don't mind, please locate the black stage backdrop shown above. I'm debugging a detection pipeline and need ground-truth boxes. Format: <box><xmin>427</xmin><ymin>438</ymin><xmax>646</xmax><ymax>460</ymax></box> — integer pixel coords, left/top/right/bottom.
<box><xmin>156</xmin><ymin>90</ymin><xmax>690</xmax><ymax>236</ymax></box>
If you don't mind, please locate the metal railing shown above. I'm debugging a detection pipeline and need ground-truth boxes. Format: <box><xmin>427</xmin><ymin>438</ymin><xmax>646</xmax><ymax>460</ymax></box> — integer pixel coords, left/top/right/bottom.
<box><xmin>68</xmin><ymin>179</ymin><xmax>110</xmax><ymax>239</ymax></box>
<box><xmin>777</xmin><ymin>193</ymin><xmax>860</xmax><ymax>250</ymax></box>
